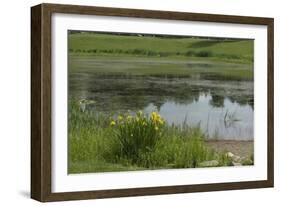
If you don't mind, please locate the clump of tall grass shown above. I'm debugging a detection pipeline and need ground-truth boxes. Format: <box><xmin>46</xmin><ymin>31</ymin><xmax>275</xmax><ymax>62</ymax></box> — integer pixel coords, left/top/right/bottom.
<box><xmin>68</xmin><ymin>100</ymin><xmax>118</xmax><ymax>165</ymax></box>
<box><xmin>110</xmin><ymin>111</ymin><xmax>165</xmax><ymax>164</ymax></box>
<box><xmin>140</xmin><ymin>126</ymin><xmax>216</xmax><ymax>168</ymax></box>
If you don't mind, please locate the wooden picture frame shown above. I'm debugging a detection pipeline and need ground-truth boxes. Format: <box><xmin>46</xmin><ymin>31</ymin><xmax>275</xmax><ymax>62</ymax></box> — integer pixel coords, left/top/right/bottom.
<box><xmin>31</xmin><ymin>3</ymin><xmax>274</xmax><ymax>202</ymax></box>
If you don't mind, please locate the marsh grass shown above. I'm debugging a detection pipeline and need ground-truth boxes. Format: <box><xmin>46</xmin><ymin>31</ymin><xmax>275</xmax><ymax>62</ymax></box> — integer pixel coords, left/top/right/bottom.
<box><xmin>142</xmin><ymin>127</ymin><xmax>216</xmax><ymax>168</ymax></box>
<box><xmin>68</xmin><ymin>100</ymin><xmax>235</xmax><ymax>173</ymax></box>
<box><xmin>111</xmin><ymin>111</ymin><xmax>165</xmax><ymax>164</ymax></box>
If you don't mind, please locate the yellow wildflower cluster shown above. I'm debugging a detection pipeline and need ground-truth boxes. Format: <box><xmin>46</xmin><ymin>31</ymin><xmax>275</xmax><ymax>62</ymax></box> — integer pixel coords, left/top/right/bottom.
<box><xmin>150</xmin><ymin>112</ymin><xmax>165</xmax><ymax>126</ymax></box>
<box><xmin>110</xmin><ymin>111</ymin><xmax>165</xmax><ymax>132</ymax></box>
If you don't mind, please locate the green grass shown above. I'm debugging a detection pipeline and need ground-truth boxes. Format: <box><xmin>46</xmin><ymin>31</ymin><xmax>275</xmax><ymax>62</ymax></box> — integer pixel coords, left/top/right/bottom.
<box><xmin>69</xmin><ymin>160</ymin><xmax>144</xmax><ymax>173</ymax></box>
<box><xmin>68</xmin><ymin>32</ymin><xmax>254</xmax><ymax>81</ymax></box>
<box><xmin>68</xmin><ymin>100</ymin><xmax>235</xmax><ymax>173</ymax></box>
<box><xmin>69</xmin><ymin>55</ymin><xmax>253</xmax><ymax>81</ymax></box>
<box><xmin>68</xmin><ymin>32</ymin><xmax>253</xmax><ymax>64</ymax></box>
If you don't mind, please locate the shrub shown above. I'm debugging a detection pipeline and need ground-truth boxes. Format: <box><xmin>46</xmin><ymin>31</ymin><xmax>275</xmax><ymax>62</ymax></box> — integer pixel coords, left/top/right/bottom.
<box><xmin>196</xmin><ymin>50</ymin><xmax>213</xmax><ymax>57</ymax></box>
<box><xmin>185</xmin><ymin>50</ymin><xmax>196</xmax><ymax>57</ymax></box>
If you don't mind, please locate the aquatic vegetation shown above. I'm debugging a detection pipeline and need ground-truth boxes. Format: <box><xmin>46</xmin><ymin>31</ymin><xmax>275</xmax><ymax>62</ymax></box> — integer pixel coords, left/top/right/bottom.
<box><xmin>223</xmin><ymin>110</ymin><xmax>241</xmax><ymax>128</ymax></box>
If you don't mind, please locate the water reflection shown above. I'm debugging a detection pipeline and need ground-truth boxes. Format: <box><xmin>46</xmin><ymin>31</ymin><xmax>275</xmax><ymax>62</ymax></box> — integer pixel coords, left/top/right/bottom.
<box><xmin>69</xmin><ymin>74</ymin><xmax>254</xmax><ymax>140</ymax></box>
<box><xmin>144</xmin><ymin>94</ymin><xmax>253</xmax><ymax>140</ymax></box>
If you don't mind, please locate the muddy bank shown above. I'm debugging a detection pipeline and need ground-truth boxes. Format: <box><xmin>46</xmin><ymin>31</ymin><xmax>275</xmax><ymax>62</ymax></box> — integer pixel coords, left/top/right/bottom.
<box><xmin>206</xmin><ymin>140</ymin><xmax>253</xmax><ymax>159</ymax></box>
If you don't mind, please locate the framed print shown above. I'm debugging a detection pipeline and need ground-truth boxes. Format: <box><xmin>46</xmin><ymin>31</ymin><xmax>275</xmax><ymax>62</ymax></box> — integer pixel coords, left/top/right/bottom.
<box><xmin>31</xmin><ymin>3</ymin><xmax>274</xmax><ymax>202</ymax></box>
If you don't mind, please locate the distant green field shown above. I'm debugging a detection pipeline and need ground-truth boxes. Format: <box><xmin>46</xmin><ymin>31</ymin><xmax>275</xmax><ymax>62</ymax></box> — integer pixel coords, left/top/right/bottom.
<box><xmin>69</xmin><ymin>55</ymin><xmax>253</xmax><ymax>81</ymax></box>
<box><xmin>68</xmin><ymin>32</ymin><xmax>254</xmax><ymax>64</ymax></box>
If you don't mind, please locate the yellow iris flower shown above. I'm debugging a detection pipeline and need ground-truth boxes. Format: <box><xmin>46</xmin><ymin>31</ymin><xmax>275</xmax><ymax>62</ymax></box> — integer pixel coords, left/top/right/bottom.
<box><xmin>110</xmin><ymin>121</ymin><xmax>116</xmax><ymax>126</ymax></box>
<box><xmin>150</xmin><ymin>111</ymin><xmax>164</xmax><ymax>125</ymax></box>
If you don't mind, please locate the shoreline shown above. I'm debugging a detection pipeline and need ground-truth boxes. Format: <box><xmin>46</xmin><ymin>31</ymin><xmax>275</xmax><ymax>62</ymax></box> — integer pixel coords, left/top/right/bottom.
<box><xmin>206</xmin><ymin>140</ymin><xmax>254</xmax><ymax>159</ymax></box>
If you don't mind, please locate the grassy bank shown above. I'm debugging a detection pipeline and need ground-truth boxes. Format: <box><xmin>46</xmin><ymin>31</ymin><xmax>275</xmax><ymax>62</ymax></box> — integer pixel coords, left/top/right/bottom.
<box><xmin>68</xmin><ymin>32</ymin><xmax>254</xmax><ymax>64</ymax></box>
<box><xmin>68</xmin><ymin>100</ymin><xmax>252</xmax><ymax>174</ymax></box>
